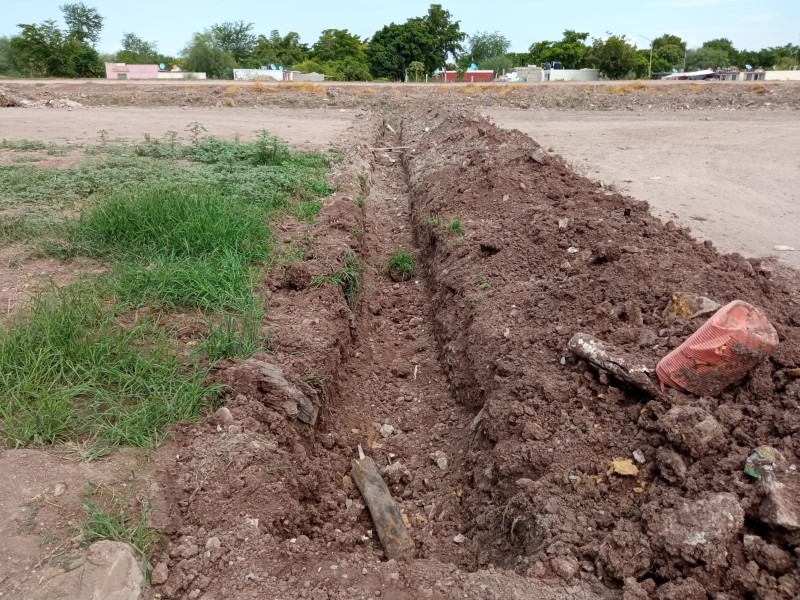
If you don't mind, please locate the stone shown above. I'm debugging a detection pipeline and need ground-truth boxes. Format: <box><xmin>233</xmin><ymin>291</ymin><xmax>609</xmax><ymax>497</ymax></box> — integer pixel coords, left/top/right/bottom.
<box><xmin>632</xmin><ymin>450</ymin><xmax>646</xmax><ymax>464</ymax></box>
<box><xmin>379</xmin><ymin>424</ymin><xmax>395</xmax><ymax>438</ymax></box>
<box><xmin>210</xmin><ymin>407</ymin><xmax>234</xmax><ymax>426</ymax></box>
<box><xmin>151</xmin><ymin>562</ymin><xmax>169</xmax><ymax>585</ymax></box>
<box><xmin>742</xmin><ymin>534</ymin><xmax>794</xmax><ymax>574</ymax></box>
<box><xmin>758</xmin><ymin>452</ymin><xmax>800</xmax><ymax>531</ymax></box>
<box><xmin>646</xmin><ymin>493</ymin><xmax>744</xmax><ymax>568</ymax></box>
<box><xmin>453</xmin><ymin>534</ymin><xmax>466</xmax><ymax>544</ymax></box>
<box><xmin>429</xmin><ymin>451</ymin><xmax>448</xmax><ymax>470</ymax></box>
<box><xmin>656</xmin><ymin>447</ymin><xmax>687</xmax><ymax>483</ymax></box>
<box><xmin>206</xmin><ymin>536</ymin><xmax>222</xmax><ymax>550</ymax></box>
<box><xmin>654</xmin><ymin>578</ymin><xmax>706</xmax><ymax>600</ymax></box>
<box><xmin>659</xmin><ymin>406</ymin><xmax>727</xmax><ymax>458</ymax></box>
<box><xmin>550</xmin><ymin>555</ymin><xmax>579</xmax><ymax>582</ymax></box>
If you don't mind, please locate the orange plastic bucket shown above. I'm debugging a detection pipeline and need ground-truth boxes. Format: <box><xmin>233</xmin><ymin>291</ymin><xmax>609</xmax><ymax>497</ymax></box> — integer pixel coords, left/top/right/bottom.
<box><xmin>656</xmin><ymin>300</ymin><xmax>778</xmax><ymax>396</ymax></box>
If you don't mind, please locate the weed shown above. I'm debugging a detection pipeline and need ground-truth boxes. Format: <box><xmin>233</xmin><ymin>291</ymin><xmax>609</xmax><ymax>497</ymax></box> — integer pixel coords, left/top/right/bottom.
<box><xmin>423</xmin><ymin>213</ymin><xmax>442</xmax><ymax>227</ymax></box>
<box><xmin>751</xmin><ymin>83</ymin><xmax>769</xmax><ymax>94</ymax></box>
<box><xmin>0</xmin><ymin>286</ymin><xmax>216</xmax><ymax>449</ymax></box>
<box><xmin>11</xmin><ymin>155</ymin><xmax>42</xmax><ymax>163</ymax></box>
<box><xmin>354</xmin><ymin>196</ymin><xmax>366</xmax><ymax>209</ymax></box>
<box><xmin>356</xmin><ymin>88</ymin><xmax>377</xmax><ymax>95</ymax></box>
<box><xmin>1</xmin><ymin>139</ymin><xmax>48</xmax><ymax>152</ymax></box>
<box><xmin>357</xmin><ymin>172</ymin><xmax>370</xmax><ymax>195</ymax></box>
<box><xmin>471</xmin><ymin>275</ymin><xmax>491</xmax><ymax>291</ymax></box>
<box><xmin>81</xmin><ymin>483</ymin><xmax>161</xmax><ymax>576</ymax></box>
<box><xmin>385</xmin><ymin>250</ymin><xmax>417</xmax><ymax>281</ymax></box>
<box><xmin>263</xmin><ymin>465</ymin><xmax>289</xmax><ymax>476</ymax></box>
<box><xmin>185</xmin><ymin>121</ymin><xmax>207</xmax><ymax>144</ymax></box>
<box><xmin>0</xmin><ymin>213</ymin><xmax>62</xmax><ymax>246</ymax></box>
<box><xmin>352</xmin><ymin>225</ymin><xmax>362</xmax><ymax>237</ymax></box>
<box><xmin>279</xmin><ymin>82</ymin><xmax>325</xmax><ymax>94</ymax></box>
<box><xmin>466</xmin><ymin>293</ymin><xmax>486</xmax><ymax>305</ymax></box>
<box><xmin>224</xmin><ymin>84</ymin><xmax>241</xmax><ymax>95</ymax></box>
<box><xmin>448</xmin><ymin>214</ymin><xmax>465</xmax><ymax>236</ymax></box>
<box><xmin>310</xmin><ymin>252</ymin><xmax>362</xmax><ymax>311</ymax></box>
<box><xmin>606</xmin><ymin>82</ymin><xmax>651</xmax><ymax>94</ymax></box>
<box><xmin>198</xmin><ymin>307</ymin><xmax>269</xmax><ymax>362</ymax></box>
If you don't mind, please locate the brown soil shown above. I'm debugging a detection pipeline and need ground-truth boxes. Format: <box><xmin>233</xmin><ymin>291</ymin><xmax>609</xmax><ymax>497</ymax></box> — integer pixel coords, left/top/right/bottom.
<box><xmin>4</xmin><ymin>80</ymin><xmax>800</xmax><ymax>113</ymax></box>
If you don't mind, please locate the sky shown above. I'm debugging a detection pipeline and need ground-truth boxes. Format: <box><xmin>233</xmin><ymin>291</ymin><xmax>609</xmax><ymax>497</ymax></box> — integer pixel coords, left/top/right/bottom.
<box><xmin>1</xmin><ymin>0</ymin><xmax>797</xmax><ymax>57</ymax></box>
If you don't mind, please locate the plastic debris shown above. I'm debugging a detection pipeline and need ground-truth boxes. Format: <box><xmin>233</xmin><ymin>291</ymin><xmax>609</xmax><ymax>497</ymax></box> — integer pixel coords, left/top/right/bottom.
<box><xmin>745</xmin><ymin>445</ymin><xmax>777</xmax><ymax>480</ymax></box>
<box><xmin>663</xmin><ymin>292</ymin><xmax>721</xmax><ymax>319</ymax></box>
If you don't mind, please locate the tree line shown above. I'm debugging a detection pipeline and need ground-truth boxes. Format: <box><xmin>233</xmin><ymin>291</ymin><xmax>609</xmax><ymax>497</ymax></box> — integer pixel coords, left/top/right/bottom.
<box><xmin>1</xmin><ymin>3</ymin><xmax>798</xmax><ymax>80</ymax></box>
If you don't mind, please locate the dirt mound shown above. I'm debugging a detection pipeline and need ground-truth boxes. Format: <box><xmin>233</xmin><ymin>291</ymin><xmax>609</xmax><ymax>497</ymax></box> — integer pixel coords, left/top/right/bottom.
<box><xmin>403</xmin><ymin>107</ymin><xmax>800</xmax><ymax>597</ymax></box>
<box><xmin>0</xmin><ymin>84</ymin><xmax>24</xmax><ymax>107</ymax></box>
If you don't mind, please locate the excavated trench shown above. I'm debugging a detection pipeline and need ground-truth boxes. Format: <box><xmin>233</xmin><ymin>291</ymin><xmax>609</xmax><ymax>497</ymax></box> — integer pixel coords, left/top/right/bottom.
<box><xmin>149</xmin><ymin>106</ymin><xmax>800</xmax><ymax>600</ymax></box>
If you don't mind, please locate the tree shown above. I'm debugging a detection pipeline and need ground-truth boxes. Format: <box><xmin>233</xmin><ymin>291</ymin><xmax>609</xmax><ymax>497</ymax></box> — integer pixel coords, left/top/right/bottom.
<box><xmin>12</xmin><ymin>21</ymin><xmax>72</xmax><ymax>77</ymax></box>
<box><xmin>460</xmin><ymin>31</ymin><xmax>510</xmax><ymax>71</ymax></box>
<box><xmin>651</xmin><ymin>34</ymin><xmax>686</xmax><ymax>73</ymax></box>
<box><xmin>685</xmin><ymin>46</ymin><xmax>731</xmax><ymax>71</ymax></box>
<box><xmin>60</xmin><ymin>2</ymin><xmax>103</xmax><ymax>46</ymax></box>
<box><xmin>408</xmin><ymin>60</ymin><xmax>425</xmax><ymax>81</ymax></box>
<box><xmin>586</xmin><ymin>34</ymin><xmax>647</xmax><ymax>79</ymax></box>
<box><xmin>182</xmin><ymin>31</ymin><xmax>237</xmax><ymax>79</ymax></box>
<box><xmin>312</xmin><ymin>29</ymin><xmax>366</xmax><ymax>63</ymax></box>
<box><xmin>210</xmin><ymin>21</ymin><xmax>256</xmax><ymax>62</ymax></box>
<box><xmin>422</xmin><ymin>4</ymin><xmax>465</xmax><ymax>66</ymax></box>
<box><xmin>253</xmin><ymin>30</ymin><xmax>308</xmax><ymax>68</ymax></box>
<box><xmin>116</xmin><ymin>33</ymin><xmax>160</xmax><ymax>64</ymax></box>
<box><xmin>528</xmin><ymin>30</ymin><xmax>589</xmax><ymax>69</ymax></box>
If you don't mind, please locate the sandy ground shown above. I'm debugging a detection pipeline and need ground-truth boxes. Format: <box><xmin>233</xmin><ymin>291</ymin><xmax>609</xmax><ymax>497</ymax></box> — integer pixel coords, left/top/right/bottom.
<box><xmin>0</xmin><ymin>107</ymin><xmax>358</xmax><ymax>149</ymax></box>
<box><xmin>485</xmin><ymin>109</ymin><xmax>800</xmax><ymax>269</ymax></box>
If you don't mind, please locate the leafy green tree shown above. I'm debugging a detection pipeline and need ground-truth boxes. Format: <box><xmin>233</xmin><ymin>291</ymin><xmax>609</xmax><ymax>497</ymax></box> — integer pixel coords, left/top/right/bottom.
<box><xmin>422</xmin><ymin>4</ymin><xmax>465</xmax><ymax>66</ymax></box>
<box><xmin>651</xmin><ymin>34</ymin><xmax>686</xmax><ymax>73</ymax></box>
<box><xmin>116</xmin><ymin>33</ymin><xmax>160</xmax><ymax>64</ymax></box>
<box><xmin>685</xmin><ymin>46</ymin><xmax>731</xmax><ymax>70</ymax></box>
<box><xmin>182</xmin><ymin>31</ymin><xmax>237</xmax><ymax>79</ymax></box>
<box><xmin>12</xmin><ymin>21</ymin><xmax>72</xmax><ymax>76</ymax></box>
<box><xmin>528</xmin><ymin>30</ymin><xmax>589</xmax><ymax>69</ymax></box>
<box><xmin>312</xmin><ymin>29</ymin><xmax>366</xmax><ymax>63</ymax></box>
<box><xmin>465</xmin><ymin>31</ymin><xmax>510</xmax><ymax>64</ymax></box>
<box><xmin>586</xmin><ymin>34</ymin><xmax>647</xmax><ymax>79</ymax></box>
<box><xmin>701</xmin><ymin>38</ymin><xmax>738</xmax><ymax>64</ymax></box>
<box><xmin>210</xmin><ymin>21</ymin><xmax>256</xmax><ymax>62</ymax></box>
<box><xmin>253</xmin><ymin>30</ymin><xmax>309</xmax><ymax>68</ymax></box>
<box><xmin>61</xmin><ymin>2</ymin><xmax>103</xmax><ymax>46</ymax></box>
<box><xmin>408</xmin><ymin>60</ymin><xmax>425</xmax><ymax>81</ymax></box>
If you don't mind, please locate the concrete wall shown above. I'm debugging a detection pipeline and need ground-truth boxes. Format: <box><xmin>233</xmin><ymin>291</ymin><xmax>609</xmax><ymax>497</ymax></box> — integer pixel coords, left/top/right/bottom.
<box><xmin>764</xmin><ymin>70</ymin><xmax>800</xmax><ymax>81</ymax></box>
<box><xmin>549</xmin><ymin>69</ymin><xmax>600</xmax><ymax>82</ymax></box>
<box><xmin>156</xmin><ymin>71</ymin><xmax>207</xmax><ymax>80</ymax></box>
<box><xmin>292</xmin><ymin>72</ymin><xmax>325</xmax><ymax>82</ymax></box>
<box><xmin>513</xmin><ymin>67</ymin><xmax>544</xmax><ymax>82</ymax></box>
<box><xmin>233</xmin><ymin>69</ymin><xmax>284</xmax><ymax>81</ymax></box>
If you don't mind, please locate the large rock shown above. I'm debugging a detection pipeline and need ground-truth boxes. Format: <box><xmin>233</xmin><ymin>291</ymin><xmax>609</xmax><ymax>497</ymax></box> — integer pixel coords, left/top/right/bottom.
<box><xmin>646</xmin><ymin>493</ymin><xmax>744</xmax><ymax>569</ymax></box>
<box><xmin>758</xmin><ymin>450</ymin><xmax>800</xmax><ymax>531</ymax></box>
<box><xmin>658</xmin><ymin>406</ymin><xmax>727</xmax><ymax>458</ymax></box>
<box><xmin>31</xmin><ymin>541</ymin><xmax>144</xmax><ymax>599</ymax></box>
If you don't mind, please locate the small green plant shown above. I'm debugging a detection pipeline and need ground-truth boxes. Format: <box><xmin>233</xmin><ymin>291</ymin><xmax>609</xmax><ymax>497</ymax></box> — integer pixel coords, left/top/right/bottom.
<box><xmin>163</xmin><ymin>130</ymin><xmax>179</xmax><ymax>147</ymax></box>
<box><xmin>423</xmin><ymin>213</ymin><xmax>442</xmax><ymax>227</ymax></box>
<box><xmin>97</xmin><ymin>129</ymin><xmax>109</xmax><ymax>144</ymax></box>
<box><xmin>471</xmin><ymin>275</ymin><xmax>490</xmax><ymax>291</ymax></box>
<box><xmin>185</xmin><ymin>121</ymin><xmax>207</xmax><ymax>144</ymax></box>
<box><xmin>354</xmin><ymin>196</ymin><xmax>366</xmax><ymax>209</ymax></box>
<box><xmin>198</xmin><ymin>308</ymin><xmax>269</xmax><ymax>362</ymax></box>
<box><xmin>292</xmin><ymin>198</ymin><xmax>323</xmax><ymax>224</ymax></box>
<box><xmin>310</xmin><ymin>252</ymin><xmax>362</xmax><ymax>311</ymax></box>
<box><xmin>81</xmin><ymin>483</ymin><xmax>161</xmax><ymax>576</ymax></box>
<box><xmin>448</xmin><ymin>215</ymin><xmax>465</xmax><ymax>236</ymax></box>
<box><xmin>385</xmin><ymin>250</ymin><xmax>417</xmax><ymax>281</ymax></box>
<box><xmin>357</xmin><ymin>172</ymin><xmax>369</xmax><ymax>194</ymax></box>
<box><xmin>263</xmin><ymin>465</ymin><xmax>289</xmax><ymax>476</ymax></box>
<box><xmin>466</xmin><ymin>293</ymin><xmax>486</xmax><ymax>305</ymax></box>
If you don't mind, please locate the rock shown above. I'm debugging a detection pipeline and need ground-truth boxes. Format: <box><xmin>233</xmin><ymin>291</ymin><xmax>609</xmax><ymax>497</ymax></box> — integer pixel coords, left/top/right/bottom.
<box><xmin>742</xmin><ymin>534</ymin><xmax>794</xmax><ymax>574</ymax></box>
<box><xmin>596</xmin><ymin>524</ymin><xmax>653</xmax><ymax>580</ymax></box>
<box><xmin>33</xmin><ymin>541</ymin><xmax>145</xmax><ymax>599</ymax></box>
<box><xmin>151</xmin><ymin>562</ymin><xmax>169</xmax><ymax>585</ymax></box>
<box><xmin>658</xmin><ymin>406</ymin><xmax>727</xmax><ymax>458</ymax></box>
<box><xmin>656</xmin><ymin>447</ymin><xmax>687</xmax><ymax>483</ymax></box>
<box><xmin>429</xmin><ymin>451</ymin><xmax>448</xmax><ymax>470</ymax></box>
<box><xmin>646</xmin><ymin>493</ymin><xmax>744</xmax><ymax>568</ymax></box>
<box><xmin>622</xmin><ymin>577</ymin><xmax>650</xmax><ymax>600</ymax></box>
<box><xmin>758</xmin><ymin>450</ymin><xmax>800</xmax><ymax>530</ymax></box>
<box><xmin>558</xmin><ymin>218</ymin><xmax>570</xmax><ymax>231</ymax></box>
<box><xmin>521</xmin><ymin>421</ymin><xmax>550</xmax><ymax>441</ymax></box>
<box><xmin>550</xmin><ymin>555</ymin><xmax>579</xmax><ymax>582</ymax></box>
<box><xmin>662</xmin><ymin>292</ymin><xmax>721</xmax><ymax>319</ymax></box>
<box><xmin>205</xmin><ymin>536</ymin><xmax>222</xmax><ymax>550</ymax></box>
<box><xmin>654</xmin><ymin>578</ymin><xmax>706</xmax><ymax>600</ymax></box>
<box><xmin>379</xmin><ymin>424</ymin><xmax>395</xmax><ymax>438</ymax></box>
<box><xmin>210</xmin><ymin>407</ymin><xmax>234</xmax><ymax>426</ymax></box>
<box><xmin>240</xmin><ymin>359</ymin><xmax>319</xmax><ymax>424</ymax></box>
<box><xmin>453</xmin><ymin>534</ymin><xmax>466</xmax><ymax>544</ymax></box>
<box><xmin>381</xmin><ymin>461</ymin><xmax>411</xmax><ymax>485</ymax></box>
<box><xmin>52</xmin><ymin>482</ymin><xmax>67</xmax><ymax>496</ymax></box>
<box><xmin>632</xmin><ymin>450</ymin><xmax>646</xmax><ymax>464</ymax></box>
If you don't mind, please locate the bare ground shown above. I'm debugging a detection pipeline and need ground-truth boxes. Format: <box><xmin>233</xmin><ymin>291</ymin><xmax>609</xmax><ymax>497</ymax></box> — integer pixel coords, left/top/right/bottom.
<box><xmin>485</xmin><ymin>109</ymin><xmax>800</xmax><ymax>269</ymax></box>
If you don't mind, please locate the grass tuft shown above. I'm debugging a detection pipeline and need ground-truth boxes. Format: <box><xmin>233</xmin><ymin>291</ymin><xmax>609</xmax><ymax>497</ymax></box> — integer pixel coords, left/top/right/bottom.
<box><xmin>385</xmin><ymin>250</ymin><xmax>417</xmax><ymax>281</ymax></box>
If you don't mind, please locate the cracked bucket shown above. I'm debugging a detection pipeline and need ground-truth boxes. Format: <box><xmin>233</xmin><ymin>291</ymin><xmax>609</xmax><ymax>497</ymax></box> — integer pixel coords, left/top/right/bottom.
<box><xmin>656</xmin><ymin>300</ymin><xmax>778</xmax><ymax>396</ymax></box>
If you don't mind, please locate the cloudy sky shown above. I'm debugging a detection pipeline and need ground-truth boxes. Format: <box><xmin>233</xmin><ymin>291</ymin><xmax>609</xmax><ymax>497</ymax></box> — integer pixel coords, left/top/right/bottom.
<box><xmin>2</xmin><ymin>0</ymin><xmax>796</xmax><ymax>56</ymax></box>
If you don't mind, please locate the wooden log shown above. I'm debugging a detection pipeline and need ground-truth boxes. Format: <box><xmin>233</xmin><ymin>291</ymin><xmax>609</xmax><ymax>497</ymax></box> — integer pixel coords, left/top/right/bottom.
<box><xmin>568</xmin><ymin>332</ymin><xmax>661</xmax><ymax>397</ymax></box>
<box><xmin>350</xmin><ymin>447</ymin><xmax>415</xmax><ymax>561</ymax></box>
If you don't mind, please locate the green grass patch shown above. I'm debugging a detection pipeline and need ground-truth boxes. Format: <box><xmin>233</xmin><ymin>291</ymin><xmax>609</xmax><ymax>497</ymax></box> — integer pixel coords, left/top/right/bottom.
<box><xmin>385</xmin><ymin>250</ymin><xmax>417</xmax><ymax>281</ymax></box>
<box><xmin>0</xmin><ymin>287</ymin><xmax>216</xmax><ymax>450</ymax></box>
<box><xmin>310</xmin><ymin>251</ymin><xmax>363</xmax><ymax>312</ymax></box>
<box><xmin>198</xmin><ymin>307</ymin><xmax>269</xmax><ymax>362</ymax></box>
<box><xmin>81</xmin><ymin>483</ymin><xmax>161</xmax><ymax>577</ymax></box>
<box><xmin>448</xmin><ymin>214</ymin><xmax>465</xmax><ymax>236</ymax></box>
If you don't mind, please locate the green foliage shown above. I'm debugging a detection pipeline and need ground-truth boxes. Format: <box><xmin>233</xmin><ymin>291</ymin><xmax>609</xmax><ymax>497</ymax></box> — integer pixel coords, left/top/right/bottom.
<box><xmin>61</xmin><ymin>2</ymin><xmax>104</xmax><ymax>46</ymax></box>
<box><xmin>182</xmin><ymin>31</ymin><xmax>237</xmax><ymax>79</ymax></box>
<box><xmin>586</xmin><ymin>34</ymin><xmax>648</xmax><ymax>79</ymax></box>
<box><xmin>462</xmin><ymin>31</ymin><xmax>511</xmax><ymax>68</ymax></box>
<box><xmin>253</xmin><ymin>30</ymin><xmax>309</xmax><ymax>68</ymax></box>
<box><xmin>651</xmin><ymin>34</ymin><xmax>687</xmax><ymax>73</ymax></box>
<box><xmin>198</xmin><ymin>308</ymin><xmax>268</xmax><ymax>362</ymax></box>
<box><xmin>385</xmin><ymin>250</ymin><xmax>417</xmax><ymax>280</ymax></box>
<box><xmin>210</xmin><ymin>21</ymin><xmax>257</xmax><ymax>62</ymax></box>
<box><xmin>116</xmin><ymin>32</ymin><xmax>160</xmax><ymax>64</ymax></box>
<box><xmin>447</xmin><ymin>215</ymin><xmax>464</xmax><ymax>236</ymax></box>
<box><xmin>300</xmin><ymin>29</ymin><xmax>372</xmax><ymax>81</ymax></box>
<box><xmin>528</xmin><ymin>30</ymin><xmax>589</xmax><ymax>69</ymax></box>
<box><xmin>0</xmin><ymin>286</ymin><xmax>215</xmax><ymax>449</ymax></box>
<box><xmin>81</xmin><ymin>485</ymin><xmax>161</xmax><ymax>572</ymax></box>
<box><xmin>368</xmin><ymin>4</ymin><xmax>465</xmax><ymax>79</ymax></box>
<box><xmin>310</xmin><ymin>251</ymin><xmax>362</xmax><ymax>311</ymax></box>
<box><xmin>685</xmin><ymin>46</ymin><xmax>733</xmax><ymax>71</ymax></box>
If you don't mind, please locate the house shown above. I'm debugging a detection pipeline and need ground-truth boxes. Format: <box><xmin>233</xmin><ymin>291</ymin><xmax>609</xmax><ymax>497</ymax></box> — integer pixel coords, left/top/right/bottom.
<box><xmin>232</xmin><ymin>68</ymin><xmax>325</xmax><ymax>82</ymax></box>
<box><xmin>434</xmin><ymin>70</ymin><xmax>495</xmax><ymax>83</ymax></box>
<box><xmin>104</xmin><ymin>63</ymin><xmax>206</xmax><ymax>80</ymax></box>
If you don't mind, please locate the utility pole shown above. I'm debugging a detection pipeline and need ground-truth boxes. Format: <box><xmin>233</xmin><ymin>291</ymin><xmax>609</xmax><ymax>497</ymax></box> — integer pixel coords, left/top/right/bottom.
<box><xmin>636</xmin><ymin>35</ymin><xmax>653</xmax><ymax>79</ymax></box>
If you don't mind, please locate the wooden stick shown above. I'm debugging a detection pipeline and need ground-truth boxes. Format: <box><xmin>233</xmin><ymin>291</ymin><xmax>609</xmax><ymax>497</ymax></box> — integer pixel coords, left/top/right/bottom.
<box><xmin>350</xmin><ymin>447</ymin><xmax>415</xmax><ymax>561</ymax></box>
<box><xmin>568</xmin><ymin>332</ymin><xmax>661</xmax><ymax>397</ymax></box>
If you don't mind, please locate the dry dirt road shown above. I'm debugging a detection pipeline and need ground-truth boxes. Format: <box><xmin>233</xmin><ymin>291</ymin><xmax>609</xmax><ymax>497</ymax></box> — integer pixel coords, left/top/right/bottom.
<box><xmin>0</xmin><ymin>106</ymin><xmax>358</xmax><ymax>149</ymax></box>
<box><xmin>486</xmin><ymin>109</ymin><xmax>800</xmax><ymax>269</ymax></box>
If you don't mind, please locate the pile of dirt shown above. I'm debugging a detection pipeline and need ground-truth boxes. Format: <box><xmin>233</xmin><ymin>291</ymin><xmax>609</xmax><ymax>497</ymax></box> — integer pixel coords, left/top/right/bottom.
<box><xmin>0</xmin><ymin>84</ymin><xmax>26</xmax><ymax>107</ymax></box>
<box><xmin>402</xmin><ymin>106</ymin><xmax>800</xmax><ymax>597</ymax></box>
<box><xmin>4</xmin><ymin>81</ymin><xmax>800</xmax><ymax>112</ymax></box>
